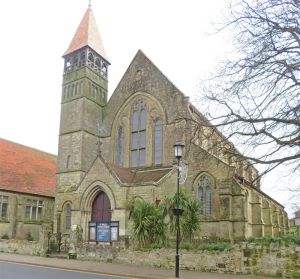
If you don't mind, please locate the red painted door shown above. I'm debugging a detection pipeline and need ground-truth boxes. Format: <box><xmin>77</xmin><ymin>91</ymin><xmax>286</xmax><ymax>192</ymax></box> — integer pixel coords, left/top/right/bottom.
<box><xmin>91</xmin><ymin>192</ymin><xmax>111</xmax><ymax>222</ymax></box>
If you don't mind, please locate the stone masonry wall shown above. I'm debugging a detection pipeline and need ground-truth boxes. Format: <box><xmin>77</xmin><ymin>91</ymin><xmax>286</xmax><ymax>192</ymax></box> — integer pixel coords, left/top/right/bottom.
<box><xmin>0</xmin><ymin>239</ymin><xmax>45</xmax><ymax>256</ymax></box>
<box><xmin>0</xmin><ymin>239</ymin><xmax>299</xmax><ymax>277</ymax></box>
<box><xmin>115</xmin><ymin>245</ymin><xmax>300</xmax><ymax>277</ymax></box>
<box><xmin>76</xmin><ymin>242</ymin><xmax>300</xmax><ymax>278</ymax></box>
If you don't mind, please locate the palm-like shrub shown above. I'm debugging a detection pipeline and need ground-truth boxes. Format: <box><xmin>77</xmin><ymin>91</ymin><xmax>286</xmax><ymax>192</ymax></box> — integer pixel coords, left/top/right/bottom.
<box><xmin>181</xmin><ymin>198</ymin><xmax>201</xmax><ymax>242</ymax></box>
<box><xmin>131</xmin><ymin>200</ymin><xmax>167</xmax><ymax>248</ymax></box>
<box><xmin>161</xmin><ymin>190</ymin><xmax>200</xmax><ymax>243</ymax></box>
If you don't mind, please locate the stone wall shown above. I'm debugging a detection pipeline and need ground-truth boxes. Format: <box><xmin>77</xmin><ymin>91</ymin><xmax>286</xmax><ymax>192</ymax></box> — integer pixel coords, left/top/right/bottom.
<box><xmin>0</xmin><ymin>239</ymin><xmax>45</xmax><ymax>256</ymax></box>
<box><xmin>75</xmin><ymin>242</ymin><xmax>300</xmax><ymax>278</ymax></box>
<box><xmin>0</xmin><ymin>238</ymin><xmax>299</xmax><ymax>277</ymax></box>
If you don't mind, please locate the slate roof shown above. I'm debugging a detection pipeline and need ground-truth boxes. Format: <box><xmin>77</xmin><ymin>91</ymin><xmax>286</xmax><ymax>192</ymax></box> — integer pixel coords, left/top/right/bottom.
<box><xmin>108</xmin><ymin>163</ymin><xmax>173</xmax><ymax>184</ymax></box>
<box><xmin>63</xmin><ymin>6</ymin><xmax>109</xmax><ymax>62</ymax></box>
<box><xmin>0</xmin><ymin>138</ymin><xmax>56</xmax><ymax>197</ymax></box>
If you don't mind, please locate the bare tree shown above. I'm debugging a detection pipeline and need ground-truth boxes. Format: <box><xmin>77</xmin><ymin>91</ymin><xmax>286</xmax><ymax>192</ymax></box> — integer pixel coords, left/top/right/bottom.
<box><xmin>201</xmin><ymin>0</ymin><xmax>300</xmax><ymax>178</ymax></box>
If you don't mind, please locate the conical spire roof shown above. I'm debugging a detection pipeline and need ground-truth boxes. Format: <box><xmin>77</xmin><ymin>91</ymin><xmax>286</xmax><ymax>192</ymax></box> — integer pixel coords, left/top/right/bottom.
<box><xmin>63</xmin><ymin>6</ymin><xmax>109</xmax><ymax>62</ymax></box>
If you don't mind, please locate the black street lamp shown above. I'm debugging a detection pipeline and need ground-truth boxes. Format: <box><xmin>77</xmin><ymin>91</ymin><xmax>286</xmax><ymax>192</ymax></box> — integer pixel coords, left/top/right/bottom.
<box><xmin>173</xmin><ymin>142</ymin><xmax>184</xmax><ymax>278</ymax></box>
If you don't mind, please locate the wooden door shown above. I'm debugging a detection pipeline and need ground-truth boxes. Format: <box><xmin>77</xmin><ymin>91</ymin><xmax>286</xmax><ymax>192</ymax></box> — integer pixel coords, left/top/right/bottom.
<box><xmin>91</xmin><ymin>192</ymin><xmax>111</xmax><ymax>222</ymax></box>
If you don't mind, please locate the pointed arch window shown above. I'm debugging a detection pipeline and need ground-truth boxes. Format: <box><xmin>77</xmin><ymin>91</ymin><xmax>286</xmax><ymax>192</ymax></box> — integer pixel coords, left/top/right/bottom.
<box><xmin>117</xmin><ymin>127</ymin><xmax>125</xmax><ymax>166</ymax></box>
<box><xmin>154</xmin><ymin>119</ymin><xmax>162</xmax><ymax>165</ymax></box>
<box><xmin>131</xmin><ymin>100</ymin><xmax>146</xmax><ymax>167</ymax></box>
<box><xmin>198</xmin><ymin>175</ymin><xmax>213</xmax><ymax>216</ymax></box>
<box><xmin>65</xmin><ymin>204</ymin><xmax>72</xmax><ymax>230</ymax></box>
<box><xmin>88</xmin><ymin>52</ymin><xmax>94</xmax><ymax>62</ymax></box>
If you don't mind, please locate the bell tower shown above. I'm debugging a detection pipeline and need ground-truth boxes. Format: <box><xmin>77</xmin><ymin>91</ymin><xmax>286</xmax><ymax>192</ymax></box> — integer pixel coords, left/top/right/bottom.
<box><xmin>57</xmin><ymin>5</ymin><xmax>110</xmax><ymax>192</ymax></box>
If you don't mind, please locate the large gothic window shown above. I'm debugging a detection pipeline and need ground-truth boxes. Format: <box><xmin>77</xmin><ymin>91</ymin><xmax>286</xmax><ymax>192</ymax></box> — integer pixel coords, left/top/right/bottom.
<box><xmin>154</xmin><ymin>119</ymin><xmax>162</xmax><ymax>165</ymax></box>
<box><xmin>117</xmin><ymin>127</ymin><xmax>125</xmax><ymax>166</ymax></box>
<box><xmin>198</xmin><ymin>175</ymin><xmax>213</xmax><ymax>216</ymax></box>
<box><xmin>131</xmin><ymin>100</ymin><xmax>146</xmax><ymax>167</ymax></box>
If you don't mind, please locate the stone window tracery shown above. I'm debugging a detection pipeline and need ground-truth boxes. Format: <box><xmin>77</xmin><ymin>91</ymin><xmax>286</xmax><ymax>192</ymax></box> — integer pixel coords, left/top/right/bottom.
<box><xmin>154</xmin><ymin>119</ymin><xmax>162</xmax><ymax>165</ymax></box>
<box><xmin>131</xmin><ymin>100</ymin><xmax>146</xmax><ymax>167</ymax></box>
<box><xmin>198</xmin><ymin>175</ymin><xmax>213</xmax><ymax>216</ymax></box>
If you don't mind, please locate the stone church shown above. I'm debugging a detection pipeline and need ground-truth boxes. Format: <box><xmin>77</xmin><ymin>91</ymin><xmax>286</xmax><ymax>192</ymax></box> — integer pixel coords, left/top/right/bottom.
<box><xmin>54</xmin><ymin>5</ymin><xmax>289</xmax><ymax>242</ymax></box>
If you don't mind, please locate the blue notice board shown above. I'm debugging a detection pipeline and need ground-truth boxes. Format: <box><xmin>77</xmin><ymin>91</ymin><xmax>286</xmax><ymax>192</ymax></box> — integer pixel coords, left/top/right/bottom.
<box><xmin>96</xmin><ymin>222</ymin><xmax>110</xmax><ymax>242</ymax></box>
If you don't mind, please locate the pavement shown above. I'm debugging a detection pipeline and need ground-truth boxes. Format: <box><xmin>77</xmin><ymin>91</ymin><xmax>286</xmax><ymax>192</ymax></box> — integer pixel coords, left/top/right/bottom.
<box><xmin>0</xmin><ymin>252</ymin><xmax>269</xmax><ymax>279</ymax></box>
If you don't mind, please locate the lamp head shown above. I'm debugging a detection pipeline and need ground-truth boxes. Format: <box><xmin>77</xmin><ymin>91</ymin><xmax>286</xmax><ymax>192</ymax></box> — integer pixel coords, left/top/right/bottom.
<box><xmin>174</xmin><ymin>142</ymin><xmax>184</xmax><ymax>159</ymax></box>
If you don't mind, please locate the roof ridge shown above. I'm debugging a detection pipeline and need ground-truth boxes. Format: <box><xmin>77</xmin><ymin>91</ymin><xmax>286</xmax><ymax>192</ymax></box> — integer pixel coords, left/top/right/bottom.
<box><xmin>0</xmin><ymin>138</ymin><xmax>57</xmax><ymax>158</ymax></box>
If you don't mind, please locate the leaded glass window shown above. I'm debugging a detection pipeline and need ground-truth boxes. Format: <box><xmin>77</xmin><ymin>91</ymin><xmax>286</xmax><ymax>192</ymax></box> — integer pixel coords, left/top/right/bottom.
<box><xmin>65</xmin><ymin>204</ymin><xmax>72</xmax><ymax>230</ymax></box>
<box><xmin>131</xmin><ymin>100</ymin><xmax>146</xmax><ymax>167</ymax></box>
<box><xmin>25</xmin><ymin>199</ymin><xmax>43</xmax><ymax>220</ymax></box>
<box><xmin>198</xmin><ymin>187</ymin><xmax>204</xmax><ymax>214</ymax></box>
<box><xmin>205</xmin><ymin>187</ymin><xmax>212</xmax><ymax>215</ymax></box>
<box><xmin>0</xmin><ymin>196</ymin><xmax>8</xmax><ymax>218</ymax></box>
<box><xmin>154</xmin><ymin>119</ymin><xmax>162</xmax><ymax>165</ymax></box>
<box><xmin>198</xmin><ymin>175</ymin><xmax>213</xmax><ymax>216</ymax></box>
<box><xmin>117</xmin><ymin>127</ymin><xmax>125</xmax><ymax>166</ymax></box>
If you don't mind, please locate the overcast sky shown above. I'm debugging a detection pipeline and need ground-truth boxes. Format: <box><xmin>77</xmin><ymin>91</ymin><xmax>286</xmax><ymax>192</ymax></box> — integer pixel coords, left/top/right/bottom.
<box><xmin>0</xmin><ymin>0</ymin><xmax>296</xmax><ymax>216</ymax></box>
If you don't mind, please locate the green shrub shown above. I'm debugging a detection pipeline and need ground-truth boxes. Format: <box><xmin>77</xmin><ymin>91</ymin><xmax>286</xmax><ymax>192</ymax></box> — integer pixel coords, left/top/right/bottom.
<box><xmin>180</xmin><ymin>242</ymin><xmax>192</xmax><ymax>250</ymax></box>
<box><xmin>1</xmin><ymin>233</ymin><xmax>9</xmax><ymax>239</ymax></box>
<box><xmin>160</xmin><ymin>190</ymin><xmax>200</xmax><ymax>243</ymax></box>
<box><xmin>131</xmin><ymin>200</ymin><xmax>167</xmax><ymax>248</ymax></box>
<box><xmin>248</xmin><ymin>235</ymin><xmax>300</xmax><ymax>246</ymax></box>
<box><xmin>291</xmin><ymin>271</ymin><xmax>300</xmax><ymax>279</ymax></box>
<box><xmin>198</xmin><ymin>242</ymin><xmax>232</xmax><ymax>252</ymax></box>
<box><xmin>247</xmin><ymin>236</ymin><xmax>255</xmax><ymax>243</ymax></box>
<box><xmin>294</xmin><ymin>236</ymin><xmax>300</xmax><ymax>245</ymax></box>
<box><xmin>150</xmin><ymin>242</ymin><xmax>165</xmax><ymax>249</ymax></box>
<box><xmin>26</xmin><ymin>232</ymin><xmax>34</xmax><ymax>241</ymax></box>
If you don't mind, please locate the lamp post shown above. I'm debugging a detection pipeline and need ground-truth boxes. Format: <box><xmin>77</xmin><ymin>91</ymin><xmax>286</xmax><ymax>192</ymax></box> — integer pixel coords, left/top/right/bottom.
<box><xmin>173</xmin><ymin>142</ymin><xmax>184</xmax><ymax>278</ymax></box>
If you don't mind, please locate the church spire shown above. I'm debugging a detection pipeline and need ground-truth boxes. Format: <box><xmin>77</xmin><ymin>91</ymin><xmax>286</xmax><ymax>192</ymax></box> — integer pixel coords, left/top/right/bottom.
<box><xmin>63</xmin><ymin>6</ymin><xmax>109</xmax><ymax>63</ymax></box>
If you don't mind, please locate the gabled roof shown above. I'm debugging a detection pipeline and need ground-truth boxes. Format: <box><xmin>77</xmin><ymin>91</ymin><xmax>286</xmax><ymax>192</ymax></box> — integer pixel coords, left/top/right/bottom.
<box><xmin>0</xmin><ymin>138</ymin><xmax>56</xmax><ymax>197</ymax></box>
<box><xmin>108</xmin><ymin>163</ymin><xmax>173</xmax><ymax>184</ymax></box>
<box><xmin>63</xmin><ymin>6</ymin><xmax>109</xmax><ymax>62</ymax></box>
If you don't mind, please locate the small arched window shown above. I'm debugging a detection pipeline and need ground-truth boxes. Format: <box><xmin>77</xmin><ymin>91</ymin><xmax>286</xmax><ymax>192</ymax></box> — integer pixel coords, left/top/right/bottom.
<box><xmin>154</xmin><ymin>119</ymin><xmax>162</xmax><ymax>165</ymax></box>
<box><xmin>80</xmin><ymin>51</ymin><xmax>86</xmax><ymax>61</ymax></box>
<box><xmin>117</xmin><ymin>127</ymin><xmax>125</xmax><ymax>166</ymax></box>
<box><xmin>72</xmin><ymin>55</ymin><xmax>78</xmax><ymax>65</ymax></box>
<box><xmin>101</xmin><ymin>62</ymin><xmax>107</xmax><ymax>76</ymax></box>
<box><xmin>88</xmin><ymin>52</ymin><xmax>94</xmax><ymax>62</ymax></box>
<box><xmin>131</xmin><ymin>100</ymin><xmax>146</xmax><ymax>167</ymax></box>
<box><xmin>95</xmin><ymin>58</ymin><xmax>101</xmax><ymax>68</ymax></box>
<box><xmin>198</xmin><ymin>175</ymin><xmax>213</xmax><ymax>216</ymax></box>
<box><xmin>65</xmin><ymin>204</ymin><xmax>72</xmax><ymax>230</ymax></box>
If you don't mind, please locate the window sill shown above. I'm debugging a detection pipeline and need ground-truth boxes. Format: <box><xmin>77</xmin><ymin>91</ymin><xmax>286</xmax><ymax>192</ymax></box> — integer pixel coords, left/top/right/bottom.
<box><xmin>24</xmin><ymin>220</ymin><xmax>44</xmax><ymax>225</ymax></box>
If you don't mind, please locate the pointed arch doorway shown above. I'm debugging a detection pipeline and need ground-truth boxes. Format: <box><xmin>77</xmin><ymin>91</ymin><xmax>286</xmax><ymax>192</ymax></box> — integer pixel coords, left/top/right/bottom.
<box><xmin>91</xmin><ymin>191</ymin><xmax>111</xmax><ymax>222</ymax></box>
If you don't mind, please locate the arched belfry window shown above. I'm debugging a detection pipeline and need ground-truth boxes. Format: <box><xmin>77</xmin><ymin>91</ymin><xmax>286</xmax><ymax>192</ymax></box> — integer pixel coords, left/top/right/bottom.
<box><xmin>95</xmin><ymin>58</ymin><xmax>101</xmax><ymax>68</ymax></box>
<box><xmin>88</xmin><ymin>52</ymin><xmax>94</xmax><ymax>62</ymax></box>
<box><xmin>154</xmin><ymin>119</ymin><xmax>162</xmax><ymax>165</ymax></box>
<box><xmin>131</xmin><ymin>100</ymin><xmax>146</xmax><ymax>167</ymax></box>
<box><xmin>117</xmin><ymin>127</ymin><xmax>125</xmax><ymax>166</ymax></box>
<box><xmin>65</xmin><ymin>203</ymin><xmax>72</xmax><ymax>230</ymax></box>
<box><xmin>198</xmin><ymin>175</ymin><xmax>213</xmax><ymax>216</ymax></box>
